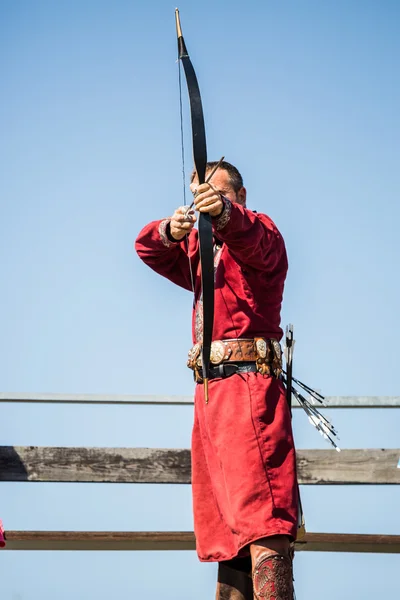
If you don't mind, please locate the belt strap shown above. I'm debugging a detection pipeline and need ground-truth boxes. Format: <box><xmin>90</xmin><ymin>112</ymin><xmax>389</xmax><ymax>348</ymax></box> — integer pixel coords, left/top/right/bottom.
<box><xmin>188</xmin><ymin>337</ymin><xmax>283</xmax><ymax>384</ymax></box>
<box><xmin>200</xmin><ymin>362</ymin><xmax>258</xmax><ymax>380</ymax></box>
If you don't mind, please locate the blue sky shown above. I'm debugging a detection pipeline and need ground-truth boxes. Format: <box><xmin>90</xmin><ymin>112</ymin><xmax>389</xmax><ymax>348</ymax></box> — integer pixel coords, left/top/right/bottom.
<box><xmin>1</xmin><ymin>1</ymin><xmax>399</xmax><ymax>598</ymax></box>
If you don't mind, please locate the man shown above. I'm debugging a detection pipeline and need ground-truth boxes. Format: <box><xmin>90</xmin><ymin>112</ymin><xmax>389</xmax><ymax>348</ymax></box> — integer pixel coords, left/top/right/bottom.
<box><xmin>135</xmin><ymin>161</ymin><xmax>298</xmax><ymax>599</ymax></box>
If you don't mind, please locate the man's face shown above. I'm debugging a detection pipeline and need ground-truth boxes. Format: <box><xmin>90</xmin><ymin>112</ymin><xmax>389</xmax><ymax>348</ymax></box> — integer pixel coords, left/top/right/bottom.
<box><xmin>192</xmin><ymin>168</ymin><xmax>247</xmax><ymax>206</ymax></box>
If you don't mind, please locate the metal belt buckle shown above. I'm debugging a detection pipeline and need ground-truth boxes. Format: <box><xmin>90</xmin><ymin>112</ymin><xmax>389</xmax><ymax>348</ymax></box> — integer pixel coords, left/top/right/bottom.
<box><xmin>210</xmin><ymin>340</ymin><xmax>232</xmax><ymax>365</ymax></box>
<box><xmin>271</xmin><ymin>339</ymin><xmax>282</xmax><ymax>361</ymax></box>
<box><xmin>187</xmin><ymin>342</ymin><xmax>202</xmax><ymax>368</ymax></box>
<box><xmin>255</xmin><ymin>338</ymin><xmax>267</xmax><ymax>358</ymax></box>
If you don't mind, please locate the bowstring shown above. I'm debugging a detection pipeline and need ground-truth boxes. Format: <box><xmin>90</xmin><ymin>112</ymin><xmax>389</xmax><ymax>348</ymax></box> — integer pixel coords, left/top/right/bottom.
<box><xmin>178</xmin><ymin>60</ymin><xmax>187</xmax><ymax>208</ymax></box>
<box><xmin>178</xmin><ymin>58</ymin><xmax>195</xmax><ymax>294</ymax></box>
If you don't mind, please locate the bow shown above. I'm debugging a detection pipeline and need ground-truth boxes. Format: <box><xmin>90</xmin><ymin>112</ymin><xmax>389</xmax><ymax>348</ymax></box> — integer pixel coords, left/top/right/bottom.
<box><xmin>175</xmin><ymin>9</ymin><xmax>214</xmax><ymax>402</ymax></box>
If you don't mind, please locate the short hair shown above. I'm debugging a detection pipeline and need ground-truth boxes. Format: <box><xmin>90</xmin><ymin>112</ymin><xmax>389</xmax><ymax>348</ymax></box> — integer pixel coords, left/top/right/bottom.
<box><xmin>190</xmin><ymin>161</ymin><xmax>244</xmax><ymax>193</ymax></box>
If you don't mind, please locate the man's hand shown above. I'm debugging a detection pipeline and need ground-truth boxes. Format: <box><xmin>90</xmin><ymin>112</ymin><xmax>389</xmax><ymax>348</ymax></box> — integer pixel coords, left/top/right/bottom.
<box><xmin>190</xmin><ymin>182</ymin><xmax>224</xmax><ymax>218</ymax></box>
<box><xmin>169</xmin><ymin>206</ymin><xmax>197</xmax><ymax>241</ymax></box>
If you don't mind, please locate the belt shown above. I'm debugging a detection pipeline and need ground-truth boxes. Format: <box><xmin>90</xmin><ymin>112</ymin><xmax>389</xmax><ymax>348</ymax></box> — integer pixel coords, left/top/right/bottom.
<box><xmin>188</xmin><ymin>337</ymin><xmax>283</xmax><ymax>384</ymax></box>
<box><xmin>199</xmin><ymin>361</ymin><xmax>258</xmax><ymax>380</ymax></box>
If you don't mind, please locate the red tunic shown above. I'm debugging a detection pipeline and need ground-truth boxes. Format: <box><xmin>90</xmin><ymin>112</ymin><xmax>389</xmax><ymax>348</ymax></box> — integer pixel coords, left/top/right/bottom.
<box><xmin>135</xmin><ymin>200</ymin><xmax>298</xmax><ymax>562</ymax></box>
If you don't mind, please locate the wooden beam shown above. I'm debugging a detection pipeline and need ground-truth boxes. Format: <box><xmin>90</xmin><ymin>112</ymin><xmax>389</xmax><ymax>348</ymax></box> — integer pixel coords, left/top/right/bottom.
<box><xmin>1</xmin><ymin>393</ymin><xmax>399</xmax><ymax>408</ymax></box>
<box><xmin>1</xmin><ymin>447</ymin><xmax>399</xmax><ymax>484</ymax></box>
<box><xmin>2</xmin><ymin>531</ymin><xmax>400</xmax><ymax>553</ymax></box>
<box><xmin>321</xmin><ymin>396</ymin><xmax>400</xmax><ymax>409</ymax></box>
<box><xmin>3</xmin><ymin>531</ymin><xmax>196</xmax><ymax>551</ymax></box>
<box><xmin>0</xmin><ymin>392</ymin><xmax>194</xmax><ymax>406</ymax></box>
<box><xmin>297</xmin><ymin>533</ymin><xmax>400</xmax><ymax>554</ymax></box>
<box><xmin>297</xmin><ymin>448</ymin><xmax>400</xmax><ymax>484</ymax></box>
<box><xmin>0</xmin><ymin>446</ymin><xmax>191</xmax><ymax>484</ymax></box>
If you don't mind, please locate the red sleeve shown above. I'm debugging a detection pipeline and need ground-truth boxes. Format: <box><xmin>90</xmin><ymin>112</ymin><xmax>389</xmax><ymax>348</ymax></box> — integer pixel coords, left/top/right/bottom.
<box><xmin>212</xmin><ymin>198</ymin><xmax>287</xmax><ymax>273</ymax></box>
<box><xmin>134</xmin><ymin>218</ymin><xmax>199</xmax><ymax>292</ymax></box>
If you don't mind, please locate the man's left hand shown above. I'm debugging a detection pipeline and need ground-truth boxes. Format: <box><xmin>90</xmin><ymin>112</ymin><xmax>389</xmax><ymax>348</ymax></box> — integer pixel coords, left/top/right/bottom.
<box><xmin>190</xmin><ymin>182</ymin><xmax>224</xmax><ymax>218</ymax></box>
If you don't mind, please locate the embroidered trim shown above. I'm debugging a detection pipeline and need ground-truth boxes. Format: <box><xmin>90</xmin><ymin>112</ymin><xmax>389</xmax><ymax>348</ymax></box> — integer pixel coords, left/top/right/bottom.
<box><xmin>213</xmin><ymin>244</ymin><xmax>223</xmax><ymax>272</ymax></box>
<box><xmin>194</xmin><ymin>244</ymin><xmax>223</xmax><ymax>344</ymax></box>
<box><xmin>214</xmin><ymin>198</ymin><xmax>232</xmax><ymax>231</ymax></box>
<box><xmin>195</xmin><ymin>298</ymin><xmax>204</xmax><ymax>343</ymax></box>
<box><xmin>158</xmin><ymin>219</ymin><xmax>173</xmax><ymax>248</ymax></box>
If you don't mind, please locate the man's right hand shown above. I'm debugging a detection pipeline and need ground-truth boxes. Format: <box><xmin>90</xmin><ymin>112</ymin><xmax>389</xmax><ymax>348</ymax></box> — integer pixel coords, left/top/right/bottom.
<box><xmin>169</xmin><ymin>206</ymin><xmax>197</xmax><ymax>241</ymax></box>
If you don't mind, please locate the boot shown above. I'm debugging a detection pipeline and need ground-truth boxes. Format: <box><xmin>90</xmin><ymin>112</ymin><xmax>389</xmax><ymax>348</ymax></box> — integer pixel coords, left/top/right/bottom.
<box><xmin>216</xmin><ymin>559</ymin><xmax>253</xmax><ymax>600</ymax></box>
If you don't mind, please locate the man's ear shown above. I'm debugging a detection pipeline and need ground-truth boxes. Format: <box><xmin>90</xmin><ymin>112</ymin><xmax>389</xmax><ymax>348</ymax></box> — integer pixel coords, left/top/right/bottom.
<box><xmin>237</xmin><ymin>186</ymin><xmax>247</xmax><ymax>206</ymax></box>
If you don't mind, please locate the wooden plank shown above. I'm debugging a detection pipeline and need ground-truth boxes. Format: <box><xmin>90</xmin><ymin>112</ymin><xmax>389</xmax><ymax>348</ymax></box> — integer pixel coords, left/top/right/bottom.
<box><xmin>296</xmin><ymin>448</ymin><xmax>400</xmax><ymax>484</ymax></box>
<box><xmin>319</xmin><ymin>396</ymin><xmax>400</xmax><ymax>409</ymax></box>
<box><xmin>1</xmin><ymin>447</ymin><xmax>399</xmax><ymax>484</ymax></box>
<box><xmin>0</xmin><ymin>447</ymin><xmax>191</xmax><ymax>483</ymax></box>
<box><xmin>1</xmin><ymin>392</ymin><xmax>399</xmax><ymax>408</ymax></box>
<box><xmin>296</xmin><ymin>533</ymin><xmax>400</xmax><ymax>553</ymax></box>
<box><xmin>3</xmin><ymin>531</ymin><xmax>196</xmax><ymax>551</ymax></box>
<box><xmin>2</xmin><ymin>531</ymin><xmax>400</xmax><ymax>553</ymax></box>
<box><xmin>0</xmin><ymin>393</ymin><xmax>194</xmax><ymax>406</ymax></box>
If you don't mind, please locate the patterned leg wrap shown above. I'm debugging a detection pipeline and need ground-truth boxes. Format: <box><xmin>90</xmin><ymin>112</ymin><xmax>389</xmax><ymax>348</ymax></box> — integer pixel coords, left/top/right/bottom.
<box><xmin>252</xmin><ymin>554</ymin><xmax>294</xmax><ymax>600</ymax></box>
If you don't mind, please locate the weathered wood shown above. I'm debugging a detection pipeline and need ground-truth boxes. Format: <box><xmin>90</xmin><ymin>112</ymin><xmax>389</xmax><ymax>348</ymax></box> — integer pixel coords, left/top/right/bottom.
<box><xmin>296</xmin><ymin>448</ymin><xmax>400</xmax><ymax>484</ymax></box>
<box><xmin>0</xmin><ymin>393</ymin><xmax>194</xmax><ymax>405</ymax></box>
<box><xmin>295</xmin><ymin>533</ymin><xmax>400</xmax><ymax>554</ymax></box>
<box><xmin>2</xmin><ymin>531</ymin><xmax>400</xmax><ymax>553</ymax></box>
<box><xmin>0</xmin><ymin>447</ymin><xmax>191</xmax><ymax>483</ymax></box>
<box><xmin>1</xmin><ymin>447</ymin><xmax>399</xmax><ymax>484</ymax></box>
<box><xmin>320</xmin><ymin>396</ymin><xmax>400</xmax><ymax>408</ymax></box>
<box><xmin>1</xmin><ymin>392</ymin><xmax>399</xmax><ymax>408</ymax></box>
<box><xmin>3</xmin><ymin>531</ymin><xmax>196</xmax><ymax>551</ymax></box>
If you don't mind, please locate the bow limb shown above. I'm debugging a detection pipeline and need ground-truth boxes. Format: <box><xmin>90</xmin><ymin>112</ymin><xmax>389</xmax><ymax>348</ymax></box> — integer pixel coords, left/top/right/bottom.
<box><xmin>175</xmin><ymin>9</ymin><xmax>214</xmax><ymax>402</ymax></box>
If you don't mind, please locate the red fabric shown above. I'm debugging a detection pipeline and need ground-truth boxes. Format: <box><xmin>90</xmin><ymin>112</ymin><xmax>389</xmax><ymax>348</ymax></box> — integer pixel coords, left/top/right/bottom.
<box><xmin>0</xmin><ymin>520</ymin><xmax>5</xmax><ymax>548</ymax></box>
<box><xmin>192</xmin><ymin>375</ymin><xmax>298</xmax><ymax>561</ymax></box>
<box><xmin>135</xmin><ymin>202</ymin><xmax>288</xmax><ymax>342</ymax></box>
<box><xmin>135</xmin><ymin>201</ymin><xmax>298</xmax><ymax>562</ymax></box>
